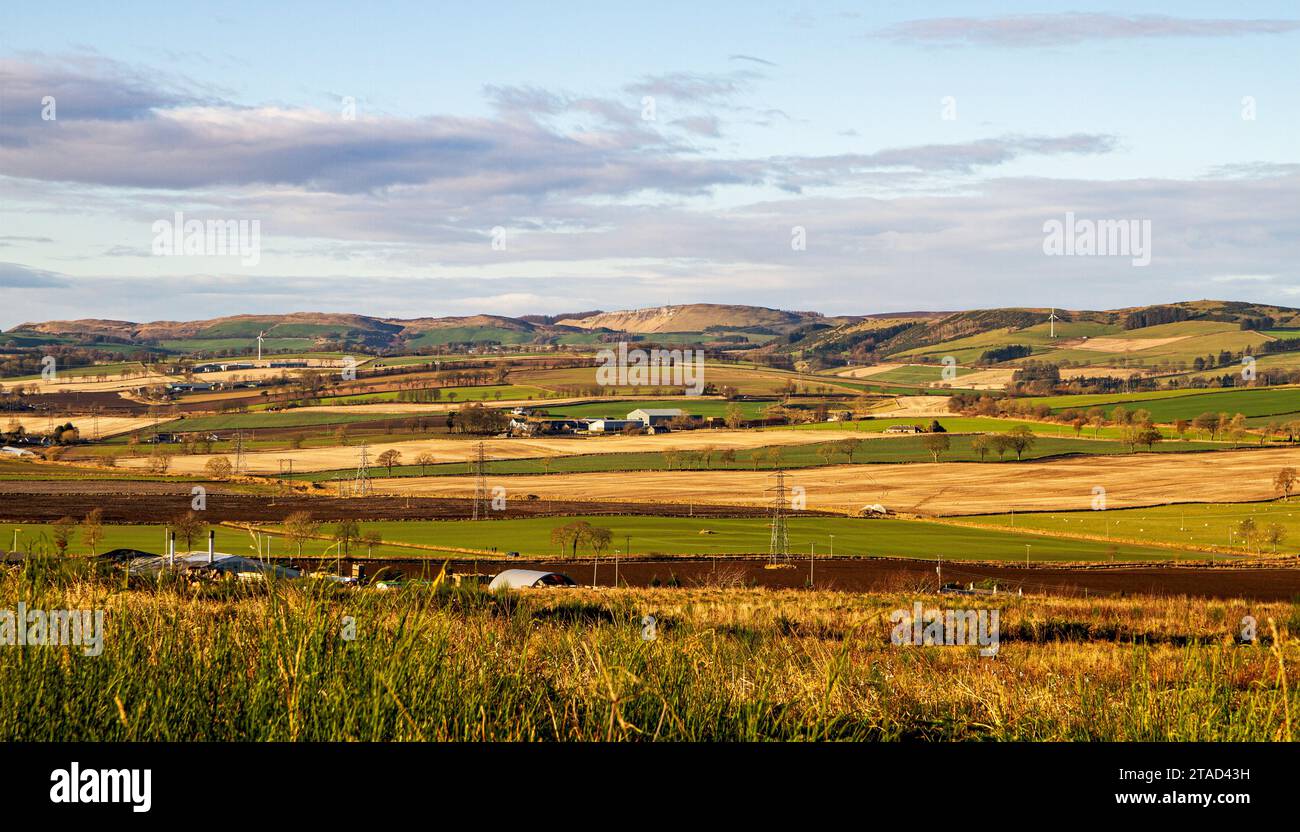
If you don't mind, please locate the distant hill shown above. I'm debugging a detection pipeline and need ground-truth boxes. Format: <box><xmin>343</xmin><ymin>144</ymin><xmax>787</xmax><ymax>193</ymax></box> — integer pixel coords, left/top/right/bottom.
<box><xmin>556</xmin><ymin>304</ymin><xmax>847</xmax><ymax>334</ymax></box>
<box><xmin>778</xmin><ymin>300</ymin><xmax>1300</xmax><ymax>370</ymax></box>
<box><xmin>8</xmin><ymin>300</ymin><xmax>1299</xmax><ymax>367</ymax></box>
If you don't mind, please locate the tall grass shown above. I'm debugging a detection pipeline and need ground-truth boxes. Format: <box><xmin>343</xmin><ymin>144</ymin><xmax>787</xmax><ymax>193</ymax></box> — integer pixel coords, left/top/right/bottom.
<box><xmin>1</xmin><ymin>558</ymin><xmax>1295</xmax><ymax>741</ymax></box>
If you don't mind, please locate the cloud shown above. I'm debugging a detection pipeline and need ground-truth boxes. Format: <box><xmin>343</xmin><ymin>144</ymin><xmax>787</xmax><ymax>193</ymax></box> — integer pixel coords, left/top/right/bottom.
<box><xmin>0</xmin><ymin>262</ymin><xmax>69</xmax><ymax>288</ymax></box>
<box><xmin>769</xmin><ymin>133</ymin><xmax>1118</xmax><ymax>189</ymax></box>
<box><xmin>4</xmin><ymin>55</ymin><xmax>1297</xmax><ymax>323</ymax></box>
<box><xmin>0</xmin><ymin>55</ymin><xmax>218</xmax><ymax>125</ymax></box>
<box><xmin>0</xmin><ymin>58</ymin><xmax>1107</xmax><ymax>202</ymax></box>
<box><xmin>624</xmin><ymin>70</ymin><xmax>760</xmax><ymax>103</ymax></box>
<box><xmin>877</xmin><ymin>13</ymin><xmax>1300</xmax><ymax>47</ymax></box>
<box><xmin>728</xmin><ymin>54</ymin><xmax>777</xmax><ymax>67</ymax></box>
<box><xmin>670</xmin><ymin>115</ymin><xmax>722</xmax><ymax>137</ymax></box>
<box><xmin>0</xmin><ymin>235</ymin><xmax>55</xmax><ymax>248</ymax></box>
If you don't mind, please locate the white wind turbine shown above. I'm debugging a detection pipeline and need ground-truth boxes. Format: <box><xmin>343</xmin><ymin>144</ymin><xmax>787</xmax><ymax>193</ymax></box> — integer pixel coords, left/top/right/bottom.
<box><xmin>1048</xmin><ymin>309</ymin><xmax>1059</xmax><ymax>338</ymax></box>
<box><xmin>256</xmin><ymin>331</ymin><xmax>266</xmax><ymax>360</ymax></box>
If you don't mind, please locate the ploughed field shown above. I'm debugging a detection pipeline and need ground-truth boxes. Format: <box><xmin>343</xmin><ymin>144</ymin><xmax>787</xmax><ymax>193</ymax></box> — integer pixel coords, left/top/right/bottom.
<box><xmin>371</xmin><ymin>446</ymin><xmax>1300</xmax><ymax>515</ymax></box>
<box><xmin>0</xmin><ymin>484</ymin><xmax>789</xmax><ymax>524</ymax></box>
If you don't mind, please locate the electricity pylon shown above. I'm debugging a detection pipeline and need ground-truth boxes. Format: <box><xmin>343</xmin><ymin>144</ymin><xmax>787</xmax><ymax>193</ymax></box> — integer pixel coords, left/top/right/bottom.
<box><xmin>353</xmin><ymin>443</ymin><xmax>372</xmax><ymax>497</ymax></box>
<box><xmin>767</xmin><ymin>469</ymin><xmax>790</xmax><ymax>564</ymax></box>
<box><xmin>471</xmin><ymin>441</ymin><xmax>488</xmax><ymax>520</ymax></box>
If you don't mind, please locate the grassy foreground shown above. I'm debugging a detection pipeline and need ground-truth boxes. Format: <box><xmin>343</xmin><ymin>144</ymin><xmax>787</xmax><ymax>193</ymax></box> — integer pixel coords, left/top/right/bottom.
<box><xmin>1</xmin><ymin>559</ymin><xmax>1297</xmax><ymax>741</ymax></box>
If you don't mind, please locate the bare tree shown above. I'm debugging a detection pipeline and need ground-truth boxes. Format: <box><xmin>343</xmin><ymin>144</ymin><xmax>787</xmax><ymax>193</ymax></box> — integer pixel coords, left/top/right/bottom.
<box><xmin>1275</xmin><ymin>467</ymin><xmax>1298</xmax><ymax>501</ymax></box>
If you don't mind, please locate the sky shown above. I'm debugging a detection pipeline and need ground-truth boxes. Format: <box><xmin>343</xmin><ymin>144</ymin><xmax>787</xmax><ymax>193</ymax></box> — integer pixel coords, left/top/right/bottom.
<box><xmin>1</xmin><ymin>1</ymin><xmax>1298</xmax><ymax>327</ymax></box>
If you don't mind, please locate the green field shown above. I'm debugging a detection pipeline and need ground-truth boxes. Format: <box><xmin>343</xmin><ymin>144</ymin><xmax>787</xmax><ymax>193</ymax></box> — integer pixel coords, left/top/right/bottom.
<box><xmin>893</xmin><ymin>321</ymin><xmax>1122</xmax><ymax>363</ymax></box>
<box><xmin>322</xmin><ymin>384</ymin><xmax>548</xmax><ymax>405</ymax></box>
<box><xmin>775</xmin><ymin>416</ymin><xmax>1164</xmax><ymax>441</ymax></box>
<box><xmin>252</xmin><ymin>515</ymin><xmax>1197</xmax><ymax>561</ymax></box>
<box><xmin>1027</xmin><ymin>386</ymin><xmax>1300</xmax><ymax>423</ymax></box>
<box><xmin>2</xmin><ymin>361</ymin><xmax>146</xmax><ymax>382</ymax></box>
<box><xmin>4</xmin><ymin>513</ymin><xmax>1205</xmax><ymax>562</ymax></box>
<box><xmin>964</xmin><ymin>501</ymin><xmax>1300</xmax><ymax>554</ymax></box>
<box><xmin>893</xmin><ymin>320</ymin><xmax>1273</xmax><ymax>369</ymax></box>
<box><xmin>540</xmin><ymin>399</ymin><xmax>770</xmax><ymax>419</ymax></box>
<box><xmin>403</xmin><ymin>327</ymin><xmax>607</xmax><ymax>347</ymax></box>
<box><xmin>158</xmin><ymin>337</ymin><xmax>313</xmax><ymax>353</ymax></box>
<box><xmin>0</xmin><ymin>523</ymin><xmax>425</xmax><ymax>559</ymax></box>
<box><xmin>308</xmin><ymin>433</ymin><xmax>1227</xmax><ymax>481</ymax></box>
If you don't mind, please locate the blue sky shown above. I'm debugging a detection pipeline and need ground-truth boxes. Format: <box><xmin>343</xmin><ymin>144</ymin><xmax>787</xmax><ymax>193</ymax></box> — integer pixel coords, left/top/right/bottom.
<box><xmin>2</xmin><ymin>1</ymin><xmax>1298</xmax><ymax>325</ymax></box>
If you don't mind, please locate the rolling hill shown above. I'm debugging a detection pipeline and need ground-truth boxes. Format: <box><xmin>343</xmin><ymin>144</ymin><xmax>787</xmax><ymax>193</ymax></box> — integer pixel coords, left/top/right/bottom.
<box><xmin>7</xmin><ymin>300</ymin><xmax>1299</xmax><ymax>373</ymax></box>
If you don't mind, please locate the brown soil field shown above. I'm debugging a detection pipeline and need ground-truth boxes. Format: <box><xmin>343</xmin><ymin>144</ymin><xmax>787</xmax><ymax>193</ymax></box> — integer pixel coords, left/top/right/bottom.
<box><xmin>3</xmin><ymin>413</ymin><xmax>157</xmax><ymax>437</ymax></box>
<box><xmin>370</xmin><ymin>446</ymin><xmax>1300</xmax><ymax>515</ymax></box>
<box><xmin>1058</xmin><ymin>366</ymin><xmax>1144</xmax><ymax>380</ymax></box>
<box><xmin>874</xmin><ymin>395</ymin><xmax>957</xmax><ymax>417</ymax></box>
<box><xmin>1069</xmin><ymin>335</ymin><xmax>1190</xmax><ymax>353</ymax></box>
<box><xmin>948</xmin><ymin>368</ymin><xmax>1016</xmax><ymax>390</ymax></box>
<box><xmin>21</xmin><ymin>373</ymin><xmax>173</xmax><ymax>394</ymax></box>
<box><xmin>834</xmin><ymin>363</ymin><xmax>905</xmax><ymax>378</ymax></box>
<box><xmin>112</xmin><ymin>426</ymin><xmax>874</xmax><ymax>474</ymax></box>
<box><xmin>17</xmin><ymin>391</ymin><xmax>147</xmax><ymax>414</ymax></box>
<box><xmin>0</xmin><ymin>481</ymin><xmax>795</xmax><ymax>523</ymax></box>
<box><xmin>311</xmin><ymin>555</ymin><xmax>1300</xmax><ymax>602</ymax></box>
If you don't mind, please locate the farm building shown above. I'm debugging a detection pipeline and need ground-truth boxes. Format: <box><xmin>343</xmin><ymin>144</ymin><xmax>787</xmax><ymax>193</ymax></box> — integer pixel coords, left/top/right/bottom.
<box><xmin>587</xmin><ymin>418</ymin><xmax>641</xmax><ymax>433</ymax></box>
<box><xmin>510</xmin><ymin>418</ymin><xmax>587</xmax><ymax>436</ymax></box>
<box><xmin>1</xmin><ymin>446</ymin><xmax>36</xmax><ymax>457</ymax></box>
<box><xmin>627</xmin><ymin>408</ymin><xmax>685</xmax><ymax>426</ymax></box>
<box><xmin>883</xmin><ymin>424</ymin><xmax>924</xmax><ymax>434</ymax></box>
<box><xmin>488</xmin><ymin>569</ymin><xmax>577</xmax><ymax>591</ymax></box>
<box><xmin>192</xmin><ymin>362</ymin><xmax>256</xmax><ymax>373</ymax></box>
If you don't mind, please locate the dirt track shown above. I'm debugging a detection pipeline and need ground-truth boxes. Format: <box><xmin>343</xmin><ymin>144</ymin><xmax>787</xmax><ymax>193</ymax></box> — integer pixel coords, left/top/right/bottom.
<box><xmin>371</xmin><ymin>446</ymin><xmax>1300</xmax><ymax>515</ymax></box>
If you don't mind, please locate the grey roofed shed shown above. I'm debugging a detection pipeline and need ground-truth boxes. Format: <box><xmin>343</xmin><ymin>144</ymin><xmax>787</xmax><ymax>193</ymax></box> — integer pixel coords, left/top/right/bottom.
<box><xmin>489</xmin><ymin>569</ymin><xmax>577</xmax><ymax>591</ymax></box>
<box><xmin>125</xmin><ymin>551</ymin><xmax>302</xmax><ymax>579</ymax></box>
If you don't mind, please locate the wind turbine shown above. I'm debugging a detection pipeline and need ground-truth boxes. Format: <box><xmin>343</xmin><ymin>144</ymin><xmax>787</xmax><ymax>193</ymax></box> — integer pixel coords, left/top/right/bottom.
<box><xmin>1048</xmin><ymin>309</ymin><xmax>1059</xmax><ymax>338</ymax></box>
<box><xmin>256</xmin><ymin>331</ymin><xmax>266</xmax><ymax>361</ymax></box>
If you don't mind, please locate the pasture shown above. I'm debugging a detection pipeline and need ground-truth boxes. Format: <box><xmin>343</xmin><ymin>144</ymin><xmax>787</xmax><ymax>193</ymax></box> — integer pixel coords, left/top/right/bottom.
<box><xmin>964</xmin><ymin>501</ymin><xmax>1300</xmax><ymax>554</ymax></box>
<box><xmin>1028</xmin><ymin>386</ymin><xmax>1300</xmax><ymax>424</ymax></box>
